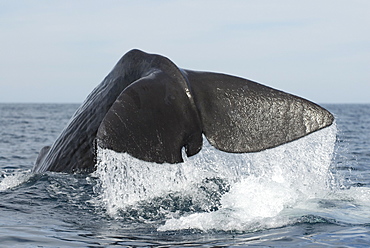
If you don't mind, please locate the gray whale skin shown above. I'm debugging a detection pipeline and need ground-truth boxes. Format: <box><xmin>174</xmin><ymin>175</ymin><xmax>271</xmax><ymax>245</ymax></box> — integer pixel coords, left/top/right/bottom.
<box><xmin>32</xmin><ymin>49</ymin><xmax>334</xmax><ymax>173</ymax></box>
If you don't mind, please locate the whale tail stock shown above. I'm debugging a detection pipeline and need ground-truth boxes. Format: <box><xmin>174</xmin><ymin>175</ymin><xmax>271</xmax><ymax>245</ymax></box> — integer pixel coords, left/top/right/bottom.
<box><xmin>33</xmin><ymin>49</ymin><xmax>334</xmax><ymax>173</ymax></box>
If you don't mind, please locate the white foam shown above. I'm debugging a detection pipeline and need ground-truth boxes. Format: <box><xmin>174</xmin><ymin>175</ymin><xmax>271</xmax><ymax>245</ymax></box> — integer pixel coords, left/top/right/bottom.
<box><xmin>0</xmin><ymin>170</ymin><xmax>32</xmax><ymax>191</ymax></box>
<box><xmin>94</xmin><ymin>124</ymin><xmax>344</xmax><ymax>231</ymax></box>
<box><xmin>290</xmin><ymin>186</ymin><xmax>370</xmax><ymax>225</ymax></box>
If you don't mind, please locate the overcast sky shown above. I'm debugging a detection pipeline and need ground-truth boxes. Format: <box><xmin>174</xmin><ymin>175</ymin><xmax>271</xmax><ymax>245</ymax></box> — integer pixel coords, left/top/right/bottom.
<box><xmin>1</xmin><ymin>1</ymin><xmax>369</xmax><ymax>103</ymax></box>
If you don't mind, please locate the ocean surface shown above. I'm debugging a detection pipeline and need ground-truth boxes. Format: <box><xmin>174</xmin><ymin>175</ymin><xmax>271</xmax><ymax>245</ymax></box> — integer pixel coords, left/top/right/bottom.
<box><xmin>0</xmin><ymin>103</ymin><xmax>369</xmax><ymax>247</ymax></box>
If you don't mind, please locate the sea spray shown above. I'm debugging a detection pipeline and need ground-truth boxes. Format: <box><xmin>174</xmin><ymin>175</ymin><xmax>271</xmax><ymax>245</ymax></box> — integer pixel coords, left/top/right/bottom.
<box><xmin>160</xmin><ymin>124</ymin><xmax>338</xmax><ymax>231</ymax></box>
<box><xmin>93</xmin><ymin>146</ymin><xmax>242</xmax><ymax>216</ymax></box>
<box><xmin>0</xmin><ymin>169</ymin><xmax>32</xmax><ymax>191</ymax></box>
<box><xmin>94</xmin><ymin>124</ymin><xmax>338</xmax><ymax>230</ymax></box>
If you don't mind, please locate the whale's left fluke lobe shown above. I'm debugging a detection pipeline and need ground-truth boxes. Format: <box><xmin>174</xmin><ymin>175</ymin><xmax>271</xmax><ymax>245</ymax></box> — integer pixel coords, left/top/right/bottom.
<box><xmin>32</xmin><ymin>49</ymin><xmax>334</xmax><ymax>173</ymax></box>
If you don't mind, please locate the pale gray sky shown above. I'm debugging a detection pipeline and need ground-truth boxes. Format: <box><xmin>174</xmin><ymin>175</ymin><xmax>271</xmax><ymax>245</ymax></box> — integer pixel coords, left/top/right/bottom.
<box><xmin>1</xmin><ymin>0</ymin><xmax>369</xmax><ymax>103</ymax></box>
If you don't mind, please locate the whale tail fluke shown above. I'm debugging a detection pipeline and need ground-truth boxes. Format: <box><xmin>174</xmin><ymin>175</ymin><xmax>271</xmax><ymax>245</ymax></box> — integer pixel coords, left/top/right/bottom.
<box><xmin>33</xmin><ymin>49</ymin><xmax>334</xmax><ymax>173</ymax></box>
<box><xmin>96</xmin><ymin>51</ymin><xmax>334</xmax><ymax>163</ymax></box>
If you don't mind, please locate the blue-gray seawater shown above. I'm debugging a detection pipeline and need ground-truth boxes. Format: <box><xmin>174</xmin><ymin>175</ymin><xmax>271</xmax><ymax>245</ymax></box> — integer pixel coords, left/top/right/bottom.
<box><xmin>0</xmin><ymin>103</ymin><xmax>369</xmax><ymax>247</ymax></box>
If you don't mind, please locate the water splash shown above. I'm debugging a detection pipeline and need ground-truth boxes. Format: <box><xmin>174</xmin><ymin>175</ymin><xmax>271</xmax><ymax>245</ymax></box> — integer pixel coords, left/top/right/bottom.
<box><xmin>0</xmin><ymin>170</ymin><xmax>32</xmax><ymax>191</ymax></box>
<box><xmin>94</xmin><ymin>124</ymin><xmax>343</xmax><ymax>231</ymax></box>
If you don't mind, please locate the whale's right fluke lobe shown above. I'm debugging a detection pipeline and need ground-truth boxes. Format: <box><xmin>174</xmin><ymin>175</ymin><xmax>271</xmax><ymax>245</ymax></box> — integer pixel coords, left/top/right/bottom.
<box><xmin>185</xmin><ymin>70</ymin><xmax>334</xmax><ymax>153</ymax></box>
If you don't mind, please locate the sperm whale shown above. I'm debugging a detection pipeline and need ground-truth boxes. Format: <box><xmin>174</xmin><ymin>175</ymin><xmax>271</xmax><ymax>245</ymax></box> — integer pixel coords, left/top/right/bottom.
<box><xmin>33</xmin><ymin>49</ymin><xmax>334</xmax><ymax>173</ymax></box>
